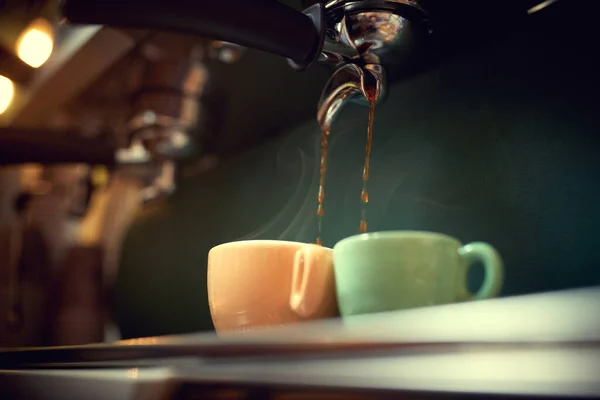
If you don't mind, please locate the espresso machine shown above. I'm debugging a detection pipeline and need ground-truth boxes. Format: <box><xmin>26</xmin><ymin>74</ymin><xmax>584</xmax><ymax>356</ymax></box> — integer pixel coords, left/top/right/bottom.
<box><xmin>0</xmin><ymin>0</ymin><xmax>565</xmax><ymax>198</ymax></box>
<box><xmin>1</xmin><ymin>0</ymin><xmax>600</xmax><ymax>399</ymax></box>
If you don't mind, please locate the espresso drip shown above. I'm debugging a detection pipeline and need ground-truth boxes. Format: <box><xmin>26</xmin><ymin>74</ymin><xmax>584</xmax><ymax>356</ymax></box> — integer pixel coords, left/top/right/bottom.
<box><xmin>360</xmin><ymin>97</ymin><xmax>376</xmax><ymax>233</ymax></box>
<box><xmin>316</xmin><ymin>92</ymin><xmax>376</xmax><ymax>241</ymax></box>
<box><xmin>316</xmin><ymin>129</ymin><xmax>330</xmax><ymax>246</ymax></box>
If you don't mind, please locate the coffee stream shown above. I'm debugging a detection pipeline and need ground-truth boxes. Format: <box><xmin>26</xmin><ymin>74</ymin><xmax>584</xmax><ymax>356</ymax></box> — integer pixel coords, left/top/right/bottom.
<box><xmin>316</xmin><ymin>93</ymin><xmax>376</xmax><ymax>245</ymax></box>
<box><xmin>360</xmin><ymin>96</ymin><xmax>376</xmax><ymax>233</ymax></box>
<box><xmin>316</xmin><ymin>129</ymin><xmax>330</xmax><ymax>246</ymax></box>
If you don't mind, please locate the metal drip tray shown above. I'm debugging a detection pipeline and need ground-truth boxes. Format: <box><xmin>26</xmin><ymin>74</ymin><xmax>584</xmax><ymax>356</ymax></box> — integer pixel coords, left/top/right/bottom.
<box><xmin>1</xmin><ymin>286</ymin><xmax>600</xmax><ymax>367</ymax></box>
<box><xmin>1</xmin><ymin>287</ymin><xmax>599</xmax><ymax>399</ymax></box>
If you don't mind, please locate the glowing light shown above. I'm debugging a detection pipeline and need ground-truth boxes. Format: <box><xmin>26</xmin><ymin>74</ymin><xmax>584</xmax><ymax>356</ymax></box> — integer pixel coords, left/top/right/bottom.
<box><xmin>127</xmin><ymin>368</ymin><xmax>139</xmax><ymax>379</ymax></box>
<box><xmin>91</xmin><ymin>166</ymin><xmax>110</xmax><ymax>187</ymax></box>
<box><xmin>16</xmin><ymin>18</ymin><xmax>54</xmax><ymax>68</ymax></box>
<box><xmin>528</xmin><ymin>0</ymin><xmax>561</xmax><ymax>14</ymax></box>
<box><xmin>0</xmin><ymin>75</ymin><xmax>15</xmax><ymax>115</ymax></box>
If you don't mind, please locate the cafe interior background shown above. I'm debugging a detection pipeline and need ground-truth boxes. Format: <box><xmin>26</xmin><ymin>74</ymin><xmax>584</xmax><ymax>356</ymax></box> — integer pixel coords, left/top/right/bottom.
<box><xmin>0</xmin><ymin>0</ymin><xmax>598</xmax><ymax>346</ymax></box>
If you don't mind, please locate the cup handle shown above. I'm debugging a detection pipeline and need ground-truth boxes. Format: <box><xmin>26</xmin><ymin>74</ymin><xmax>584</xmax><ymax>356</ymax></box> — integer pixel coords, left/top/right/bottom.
<box><xmin>290</xmin><ymin>245</ymin><xmax>332</xmax><ymax>318</ymax></box>
<box><xmin>457</xmin><ymin>242</ymin><xmax>504</xmax><ymax>300</ymax></box>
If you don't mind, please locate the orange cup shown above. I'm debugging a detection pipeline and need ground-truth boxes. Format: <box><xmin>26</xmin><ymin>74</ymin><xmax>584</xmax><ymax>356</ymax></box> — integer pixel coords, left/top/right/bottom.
<box><xmin>208</xmin><ymin>240</ymin><xmax>338</xmax><ymax>334</ymax></box>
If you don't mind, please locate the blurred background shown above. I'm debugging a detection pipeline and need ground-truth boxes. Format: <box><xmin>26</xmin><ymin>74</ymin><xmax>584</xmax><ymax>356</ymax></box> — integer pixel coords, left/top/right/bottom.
<box><xmin>0</xmin><ymin>0</ymin><xmax>598</xmax><ymax>346</ymax></box>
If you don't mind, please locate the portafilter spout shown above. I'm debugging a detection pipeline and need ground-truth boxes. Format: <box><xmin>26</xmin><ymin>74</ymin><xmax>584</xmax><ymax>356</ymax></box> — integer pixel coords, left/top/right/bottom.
<box><xmin>317</xmin><ymin>63</ymin><xmax>384</xmax><ymax>132</ymax></box>
<box><xmin>317</xmin><ymin>1</ymin><xmax>429</xmax><ymax>131</ymax></box>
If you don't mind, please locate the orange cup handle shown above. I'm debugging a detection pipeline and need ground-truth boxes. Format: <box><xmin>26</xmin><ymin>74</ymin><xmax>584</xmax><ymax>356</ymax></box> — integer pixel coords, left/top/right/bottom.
<box><xmin>289</xmin><ymin>244</ymin><xmax>331</xmax><ymax>318</ymax></box>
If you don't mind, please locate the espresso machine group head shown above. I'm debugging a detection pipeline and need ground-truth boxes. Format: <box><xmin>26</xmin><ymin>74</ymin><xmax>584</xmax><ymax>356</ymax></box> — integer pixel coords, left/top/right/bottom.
<box><xmin>0</xmin><ymin>0</ymin><xmax>561</xmax><ymax>199</ymax></box>
<box><xmin>60</xmin><ymin>0</ymin><xmax>562</xmax><ymax>179</ymax></box>
<box><xmin>61</xmin><ymin>0</ymin><xmax>430</xmax><ymax>134</ymax></box>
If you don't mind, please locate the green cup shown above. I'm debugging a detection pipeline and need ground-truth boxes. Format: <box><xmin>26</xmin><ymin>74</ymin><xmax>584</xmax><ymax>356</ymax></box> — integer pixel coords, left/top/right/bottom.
<box><xmin>332</xmin><ymin>231</ymin><xmax>504</xmax><ymax>317</ymax></box>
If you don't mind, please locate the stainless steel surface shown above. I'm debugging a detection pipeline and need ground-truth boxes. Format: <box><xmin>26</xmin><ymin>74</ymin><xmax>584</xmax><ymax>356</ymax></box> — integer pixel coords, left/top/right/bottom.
<box><xmin>0</xmin><ymin>346</ymin><xmax>599</xmax><ymax>400</ymax></box>
<box><xmin>317</xmin><ymin>63</ymin><xmax>384</xmax><ymax>132</ymax></box>
<box><xmin>1</xmin><ymin>286</ymin><xmax>599</xmax><ymax>368</ymax></box>
<box><xmin>0</xmin><ymin>367</ymin><xmax>175</xmax><ymax>400</ymax></box>
<box><xmin>127</xmin><ymin>41</ymin><xmax>206</xmax><ymax>161</ymax></box>
<box><xmin>119</xmin><ymin>37</ymin><xmax>205</xmax><ymax>200</ymax></box>
<box><xmin>2</xmin><ymin>287</ymin><xmax>599</xmax><ymax>399</ymax></box>
<box><xmin>115</xmin><ymin>36</ymin><xmax>242</xmax><ymax>201</ymax></box>
<box><xmin>325</xmin><ymin>0</ymin><xmax>425</xmax><ymax>12</ymax></box>
<box><xmin>128</xmin><ymin>112</ymin><xmax>196</xmax><ymax>160</ymax></box>
<box><xmin>208</xmin><ymin>41</ymin><xmax>246</xmax><ymax>64</ymax></box>
<box><xmin>185</xmin><ymin>345</ymin><xmax>600</xmax><ymax>398</ymax></box>
<box><xmin>338</xmin><ymin>11</ymin><xmax>420</xmax><ymax>65</ymax></box>
<box><xmin>316</xmin><ymin>0</ymin><xmax>428</xmax><ymax>131</ymax></box>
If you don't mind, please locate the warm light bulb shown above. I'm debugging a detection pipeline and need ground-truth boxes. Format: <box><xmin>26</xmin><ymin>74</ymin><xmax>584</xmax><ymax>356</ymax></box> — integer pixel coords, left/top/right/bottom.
<box><xmin>16</xmin><ymin>18</ymin><xmax>54</xmax><ymax>68</ymax></box>
<box><xmin>0</xmin><ymin>75</ymin><xmax>15</xmax><ymax>115</ymax></box>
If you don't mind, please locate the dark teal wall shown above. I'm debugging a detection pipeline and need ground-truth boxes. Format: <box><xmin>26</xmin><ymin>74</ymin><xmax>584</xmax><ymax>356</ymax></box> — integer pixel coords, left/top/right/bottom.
<box><xmin>114</xmin><ymin>18</ymin><xmax>600</xmax><ymax>338</ymax></box>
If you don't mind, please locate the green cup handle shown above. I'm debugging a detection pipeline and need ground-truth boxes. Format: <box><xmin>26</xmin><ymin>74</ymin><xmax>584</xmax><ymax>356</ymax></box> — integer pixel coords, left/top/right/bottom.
<box><xmin>457</xmin><ymin>242</ymin><xmax>504</xmax><ymax>300</ymax></box>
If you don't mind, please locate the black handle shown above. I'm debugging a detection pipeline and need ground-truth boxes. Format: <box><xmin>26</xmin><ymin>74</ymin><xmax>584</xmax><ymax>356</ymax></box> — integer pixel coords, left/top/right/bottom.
<box><xmin>0</xmin><ymin>128</ymin><xmax>115</xmax><ymax>166</ymax></box>
<box><xmin>62</xmin><ymin>0</ymin><xmax>322</xmax><ymax>68</ymax></box>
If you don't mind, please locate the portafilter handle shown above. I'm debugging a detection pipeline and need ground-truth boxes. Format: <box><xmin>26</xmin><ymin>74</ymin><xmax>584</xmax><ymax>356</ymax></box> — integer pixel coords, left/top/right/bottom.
<box><xmin>61</xmin><ymin>0</ymin><xmax>326</xmax><ymax>71</ymax></box>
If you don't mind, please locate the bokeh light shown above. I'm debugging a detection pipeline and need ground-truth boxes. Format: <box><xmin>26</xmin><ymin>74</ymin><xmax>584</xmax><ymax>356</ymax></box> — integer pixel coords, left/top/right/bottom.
<box><xmin>0</xmin><ymin>75</ymin><xmax>15</xmax><ymax>115</ymax></box>
<box><xmin>16</xmin><ymin>18</ymin><xmax>54</xmax><ymax>68</ymax></box>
